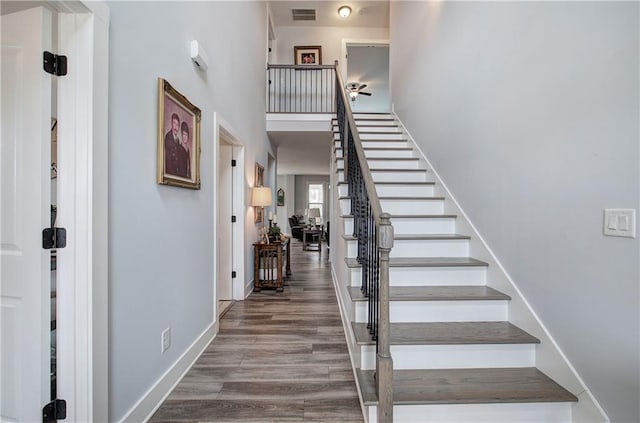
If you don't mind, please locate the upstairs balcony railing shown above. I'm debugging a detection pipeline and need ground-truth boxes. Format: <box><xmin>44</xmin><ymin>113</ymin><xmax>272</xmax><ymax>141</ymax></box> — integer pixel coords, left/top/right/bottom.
<box><xmin>266</xmin><ymin>64</ymin><xmax>336</xmax><ymax>113</ymax></box>
<box><xmin>334</xmin><ymin>61</ymin><xmax>394</xmax><ymax>423</ymax></box>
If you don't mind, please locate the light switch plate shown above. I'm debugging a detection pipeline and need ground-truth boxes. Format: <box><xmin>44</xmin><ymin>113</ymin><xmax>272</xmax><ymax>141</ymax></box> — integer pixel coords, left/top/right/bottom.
<box><xmin>604</xmin><ymin>209</ymin><xmax>636</xmax><ymax>238</ymax></box>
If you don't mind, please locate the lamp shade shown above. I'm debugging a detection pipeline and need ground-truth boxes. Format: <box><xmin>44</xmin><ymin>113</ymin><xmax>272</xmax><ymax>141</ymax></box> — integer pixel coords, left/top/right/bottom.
<box><xmin>308</xmin><ymin>208</ymin><xmax>321</xmax><ymax>218</ymax></box>
<box><xmin>251</xmin><ymin>187</ymin><xmax>272</xmax><ymax>207</ymax></box>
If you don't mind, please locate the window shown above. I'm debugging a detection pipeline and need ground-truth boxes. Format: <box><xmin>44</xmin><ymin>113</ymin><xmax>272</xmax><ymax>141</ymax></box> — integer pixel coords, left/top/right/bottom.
<box><xmin>308</xmin><ymin>183</ymin><xmax>323</xmax><ymax>223</ymax></box>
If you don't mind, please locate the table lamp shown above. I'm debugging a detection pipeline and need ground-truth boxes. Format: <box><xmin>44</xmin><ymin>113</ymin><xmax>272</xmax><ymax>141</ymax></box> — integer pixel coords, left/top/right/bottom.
<box><xmin>308</xmin><ymin>208</ymin><xmax>321</xmax><ymax>227</ymax></box>
<box><xmin>251</xmin><ymin>186</ymin><xmax>272</xmax><ymax>241</ymax></box>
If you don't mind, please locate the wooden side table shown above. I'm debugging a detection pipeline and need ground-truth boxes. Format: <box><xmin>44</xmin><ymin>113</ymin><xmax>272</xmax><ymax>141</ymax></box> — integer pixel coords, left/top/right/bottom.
<box><xmin>303</xmin><ymin>228</ymin><xmax>322</xmax><ymax>251</ymax></box>
<box><xmin>253</xmin><ymin>238</ymin><xmax>291</xmax><ymax>292</ymax></box>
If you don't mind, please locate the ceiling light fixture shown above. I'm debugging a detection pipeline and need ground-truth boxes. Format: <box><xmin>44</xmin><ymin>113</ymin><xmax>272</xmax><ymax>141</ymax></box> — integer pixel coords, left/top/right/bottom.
<box><xmin>338</xmin><ymin>5</ymin><xmax>352</xmax><ymax>18</ymax></box>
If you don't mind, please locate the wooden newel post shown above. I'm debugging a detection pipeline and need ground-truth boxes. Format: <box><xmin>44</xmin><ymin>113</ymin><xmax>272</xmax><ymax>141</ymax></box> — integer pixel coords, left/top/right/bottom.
<box><xmin>377</xmin><ymin>213</ymin><xmax>394</xmax><ymax>423</ymax></box>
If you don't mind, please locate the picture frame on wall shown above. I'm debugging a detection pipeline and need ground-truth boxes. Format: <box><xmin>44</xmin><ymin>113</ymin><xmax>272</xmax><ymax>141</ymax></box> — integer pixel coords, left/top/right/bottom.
<box><xmin>157</xmin><ymin>78</ymin><xmax>201</xmax><ymax>189</ymax></box>
<box><xmin>255</xmin><ymin>162</ymin><xmax>264</xmax><ymax>187</ymax></box>
<box><xmin>254</xmin><ymin>162</ymin><xmax>265</xmax><ymax>224</ymax></box>
<box><xmin>277</xmin><ymin>188</ymin><xmax>285</xmax><ymax>207</ymax></box>
<box><xmin>294</xmin><ymin>45</ymin><xmax>322</xmax><ymax>65</ymax></box>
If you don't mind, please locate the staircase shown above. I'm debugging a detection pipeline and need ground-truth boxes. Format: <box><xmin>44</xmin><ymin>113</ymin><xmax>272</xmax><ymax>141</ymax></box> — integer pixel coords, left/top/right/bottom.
<box><xmin>331</xmin><ymin>113</ymin><xmax>578</xmax><ymax>422</ymax></box>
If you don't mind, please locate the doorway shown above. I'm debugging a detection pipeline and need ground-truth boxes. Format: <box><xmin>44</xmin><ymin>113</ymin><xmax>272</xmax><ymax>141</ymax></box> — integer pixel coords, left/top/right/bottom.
<box><xmin>214</xmin><ymin>113</ymin><xmax>246</xmax><ymax>307</ymax></box>
<box><xmin>0</xmin><ymin>2</ymin><xmax>109</xmax><ymax>421</ymax></box>
<box><xmin>217</xmin><ymin>136</ymin><xmax>234</xmax><ymax>316</ymax></box>
<box><xmin>343</xmin><ymin>40</ymin><xmax>390</xmax><ymax>113</ymax></box>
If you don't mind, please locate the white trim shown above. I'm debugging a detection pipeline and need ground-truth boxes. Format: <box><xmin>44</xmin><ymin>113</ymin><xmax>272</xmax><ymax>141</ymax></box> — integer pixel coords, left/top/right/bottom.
<box><xmin>213</xmin><ymin>113</ymin><xmax>246</xmax><ymax>301</ymax></box>
<box><xmin>55</xmin><ymin>2</ymin><xmax>109</xmax><ymax>421</ymax></box>
<box><xmin>118</xmin><ymin>321</ymin><xmax>219</xmax><ymax>423</ymax></box>
<box><xmin>245</xmin><ymin>279</ymin><xmax>254</xmax><ymax>299</ymax></box>
<box><xmin>393</xmin><ymin>112</ymin><xmax>609</xmax><ymax>422</ymax></box>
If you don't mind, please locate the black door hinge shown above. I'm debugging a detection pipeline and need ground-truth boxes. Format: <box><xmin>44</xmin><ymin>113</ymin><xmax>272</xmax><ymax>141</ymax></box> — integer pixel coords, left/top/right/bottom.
<box><xmin>43</xmin><ymin>399</ymin><xmax>66</xmax><ymax>422</ymax></box>
<box><xmin>232</xmin><ymin>271</ymin><xmax>237</xmax><ymax>279</ymax></box>
<box><xmin>43</xmin><ymin>52</ymin><xmax>68</xmax><ymax>76</ymax></box>
<box><xmin>231</xmin><ymin>216</ymin><xmax>237</xmax><ymax>223</ymax></box>
<box><xmin>231</xmin><ymin>159</ymin><xmax>236</xmax><ymax>167</ymax></box>
<box><xmin>43</xmin><ymin>227</ymin><xmax>67</xmax><ymax>250</ymax></box>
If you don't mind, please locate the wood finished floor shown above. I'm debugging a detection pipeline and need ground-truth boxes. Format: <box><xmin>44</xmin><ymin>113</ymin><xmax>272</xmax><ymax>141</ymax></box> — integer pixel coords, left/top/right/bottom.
<box><xmin>151</xmin><ymin>240</ymin><xmax>364</xmax><ymax>422</ymax></box>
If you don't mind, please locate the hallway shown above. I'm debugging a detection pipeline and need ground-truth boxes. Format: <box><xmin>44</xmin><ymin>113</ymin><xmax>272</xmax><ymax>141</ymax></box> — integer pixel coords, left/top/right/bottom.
<box><xmin>150</xmin><ymin>240</ymin><xmax>364</xmax><ymax>422</ymax></box>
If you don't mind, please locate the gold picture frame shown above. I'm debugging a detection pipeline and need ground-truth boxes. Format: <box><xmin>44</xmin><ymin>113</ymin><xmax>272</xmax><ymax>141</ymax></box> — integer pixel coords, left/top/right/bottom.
<box><xmin>255</xmin><ymin>162</ymin><xmax>264</xmax><ymax>187</ymax></box>
<box><xmin>157</xmin><ymin>78</ymin><xmax>201</xmax><ymax>189</ymax></box>
<box><xmin>294</xmin><ymin>46</ymin><xmax>322</xmax><ymax>65</ymax></box>
<box><xmin>255</xmin><ymin>162</ymin><xmax>265</xmax><ymax>224</ymax></box>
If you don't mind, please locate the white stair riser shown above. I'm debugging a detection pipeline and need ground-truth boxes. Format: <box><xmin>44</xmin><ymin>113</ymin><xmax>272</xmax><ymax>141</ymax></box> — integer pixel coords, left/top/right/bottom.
<box><xmin>354</xmin><ymin>114</ymin><xmax>394</xmax><ymax>119</ymax></box>
<box><xmin>393</xmin><ymin>217</ymin><xmax>456</xmax><ymax>234</ymax></box>
<box><xmin>343</xmin><ymin>216</ymin><xmax>455</xmax><ymax>234</ymax></box>
<box><xmin>376</xmin><ymin>184</ymin><xmax>435</xmax><ymax>197</ymax></box>
<box><xmin>334</xmin><ymin>125</ymin><xmax>402</xmax><ymax>133</ymax></box>
<box><xmin>338</xmin><ymin>170</ymin><xmax>427</xmax><ymax>183</ymax></box>
<box><xmin>359</xmin><ymin>344</ymin><xmax>535</xmax><ymax>371</ymax></box>
<box><xmin>339</xmin><ymin>183</ymin><xmax>442</xmax><ymax>197</ymax></box>
<box><xmin>335</xmin><ymin>148</ymin><xmax>415</xmax><ymax>159</ymax></box>
<box><xmin>360</xmin><ymin>126</ymin><xmax>403</xmax><ymax>133</ymax></box>
<box><xmin>366</xmin><ymin>402</ymin><xmax>571</xmax><ymax>423</ymax></box>
<box><xmin>348</xmin><ymin>266</ymin><xmax>487</xmax><ymax>287</ymax></box>
<box><xmin>383</xmin><ymin>199</ymin><xmax>443</xmax><ymax>214</ymax></box>
<box><xmin>339</xmin><ymin>198</ymin><xmax>443</xmax><ymax>215</ymax></box>
<box><xmin>334</xmin><ymin>139</ymin><xmax>409</xmax><ymax>148</ymax></box>
<box><xmin>345</xmin><ymin>238</ymin><xmax>469</xmax><ymax>258</ymax></box>
<box><xmin>356</xmin><ymin>120</ymin><xmax>397</xmax><ymax>126</ymax></box>
<box><xmin>336</xmin><ymin>158</ymin><xmax>421</xmax><ymax>169</ymax></box>
<box><xmin>360</xmin><ymin>132</ymin><xmax>406</xmax><ymax>140</ymax></box>
<box><xmin>354</xmin><ymin>300</ymin><xmax>508</xmax><ymax>323</ymax></box>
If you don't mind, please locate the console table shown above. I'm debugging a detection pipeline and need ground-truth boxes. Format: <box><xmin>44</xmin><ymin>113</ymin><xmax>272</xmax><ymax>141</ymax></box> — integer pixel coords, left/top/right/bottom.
<box><xmin>253</xmin><ymin>237</ymin><xmax>291</xmax><ymax>292</ymax></box>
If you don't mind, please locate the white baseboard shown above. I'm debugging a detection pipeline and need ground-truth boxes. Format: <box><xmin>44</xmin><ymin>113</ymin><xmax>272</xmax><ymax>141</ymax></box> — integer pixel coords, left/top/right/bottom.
<box><xmin>118</xmin><ymin>321</ymin><xmax>219</xmax><ymax>423</ymax></box>
<box><xmin>331</xmin><ymin>263</ymin><xmax>368</xmax><ymax>423</ymax></box>
<box><xmin>245</xmin><ymin>278</ymin><xmax>254</xmax><ymax>299</ymax></box>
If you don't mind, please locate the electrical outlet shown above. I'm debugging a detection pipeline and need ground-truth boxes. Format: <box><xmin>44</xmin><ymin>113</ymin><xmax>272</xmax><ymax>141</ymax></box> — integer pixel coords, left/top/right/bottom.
<box><xmin>161</xmin><ymin>327</ymin><xmax>171</xmax><ymax>353</ymax></box>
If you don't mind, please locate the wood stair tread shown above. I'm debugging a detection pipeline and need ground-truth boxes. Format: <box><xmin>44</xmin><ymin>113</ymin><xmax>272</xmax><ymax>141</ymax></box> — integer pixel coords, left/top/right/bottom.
<box><xmin>345</xmin><ymin>257</ymin><xmax>488</xmax><ymax>268</ymax></box>
<box><xmin>348</xmin><ymin>286</ymin><xmax>510</xmax><ymax>302</ymax></box>
<box><xmin>335</xmin><ymin>146</ymin><xmax>412</xmax><ymax>151</ymax></box>
<box><xmin>352</xmin><ymin>321</ymin><xmax>538</xmax><ymax>345</ymax></box>
<box><xmin>335</xmin><ymin>137</ymin><xmax>408</xmax><ymax>141</ymax></box>
<box><xmin>339</xmin><ymin>196</ymin><xmax>444</xmax><ymax>201</ymax></box>
<box><xmin>337</xmin><ymin>181</ymin><xmax>436</xmax><ymax>186</ymax></box>
<box><xmin>335</xmin><ymin>157</ymin><xmax>419</xmax><ymax>161</ymax></box>
<box><xmin>342</xmin><ymin>233</ymin><xmax>469</xmax><ymax>241</ymax></box>
<box><xmin>340</xmin><ymin>168</ymin><xmax>426</xmax><ymax>172</ymax></box>
<box><xmin>340</xmin><ymin>213</ymin><xmax>456</xmax><ymax>219</ymax></box>
<box><xmin>356</xmin><ymin>368</ymin><xmax>578</xmax><ymax>405</ymax></box>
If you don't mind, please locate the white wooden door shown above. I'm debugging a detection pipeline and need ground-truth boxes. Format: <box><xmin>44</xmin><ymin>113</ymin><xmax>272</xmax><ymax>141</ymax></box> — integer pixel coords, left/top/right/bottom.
<box><xmin>217</xmin><ymin>144</ymin><xmax>233</xmax><ymax>302</ymax></box>
<box><xmin>1</xmin><ymin>7</ymin><xmax>52</xmax><ymax>422</ymax></box>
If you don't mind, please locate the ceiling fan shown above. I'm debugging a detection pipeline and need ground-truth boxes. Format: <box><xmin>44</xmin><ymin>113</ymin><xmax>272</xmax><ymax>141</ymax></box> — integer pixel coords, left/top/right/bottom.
<box><xmin>347</xmin><ymin>83</ymin><xmax>372</xmax><ymax>101</ymax></box>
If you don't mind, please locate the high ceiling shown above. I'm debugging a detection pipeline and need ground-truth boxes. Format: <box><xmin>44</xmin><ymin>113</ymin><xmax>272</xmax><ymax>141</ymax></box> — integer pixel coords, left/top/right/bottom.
<box><xmin>269</xmin><ymin>1</ymin><xmax>389</xmax><ymax>28</ymax></box>
<box><xmin>269</xmin><ymin>132</ymin><xmax>334</xmax><ymax>175</ymax></box>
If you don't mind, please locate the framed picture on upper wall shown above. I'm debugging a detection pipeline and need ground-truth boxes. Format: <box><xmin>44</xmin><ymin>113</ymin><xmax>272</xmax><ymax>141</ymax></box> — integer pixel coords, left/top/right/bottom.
<box><xmin>157</xmin><ymin>78</ymin><xmax>201</xmax><ymax>189</ymax></box>
<box><xmin>294</xmin><ymin>46</ymin><xmax>322</xmax><ymax>65</ymax></box>
<box><xmin>255</xmin><ymin>162</ymin><xmax>264</xmax><ymax>187</ymax></box>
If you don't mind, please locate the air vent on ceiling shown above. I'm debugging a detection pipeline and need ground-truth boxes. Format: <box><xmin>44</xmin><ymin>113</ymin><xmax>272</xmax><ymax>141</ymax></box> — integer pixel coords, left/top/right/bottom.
<box><xmin>292</xmin><ymin>9</ymin><xmax>316</xmax><ymax>21</ymax></box>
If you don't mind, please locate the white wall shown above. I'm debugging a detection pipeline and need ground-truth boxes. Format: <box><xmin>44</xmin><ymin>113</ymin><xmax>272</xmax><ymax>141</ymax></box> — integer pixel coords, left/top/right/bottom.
<box><xmin>108</xmin><ymin>2</ymin><xmax>270</xmax><ymax>420</ymax></box>
<box><xmin>274</xmin><ymin>25</ymin><xmax>388</xmax><ymax>68</ymax></box>
<box><xmin>276</xmin><ymin>174</ymin><xmax>295</xmax><ymax>232</ymax></box>
<box><xmin>390</xmin><ymin>2</ymin><xmax>639</xmax><ymax>422</ymax></box>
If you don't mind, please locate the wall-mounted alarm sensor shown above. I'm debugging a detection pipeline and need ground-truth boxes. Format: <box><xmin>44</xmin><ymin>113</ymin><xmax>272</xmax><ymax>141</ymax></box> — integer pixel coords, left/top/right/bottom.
<box><xmin>190</xmin><ymin>40</ymin><xmax>209</xmax><ymax>71</ymax></box>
